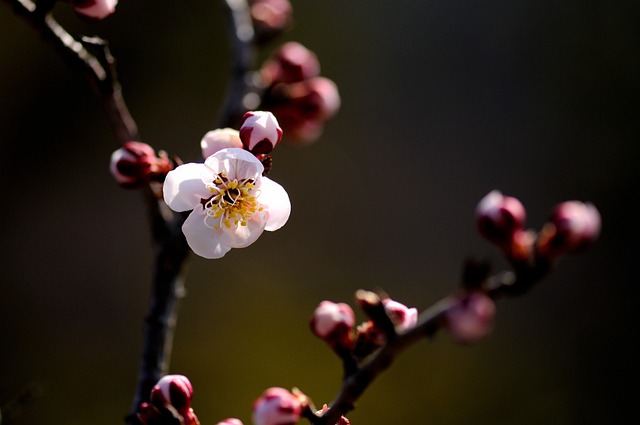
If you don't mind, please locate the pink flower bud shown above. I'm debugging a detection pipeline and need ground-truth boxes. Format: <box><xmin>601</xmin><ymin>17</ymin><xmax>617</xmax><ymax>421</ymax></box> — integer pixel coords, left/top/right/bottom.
<box><xmin>250</xmin><ymin>0</ymin><xmax>293</xmax><ymax>42</ymax></box>
<box><xmin>71</xmin><ymin>0</ymin><xmax>118</xmax><ymax>20</ymax></box>
<box><xmin>150</xmin><ymin>374</ymin><xmax>194</xmax><ymax>416</ymax></box>
<box><xmin>310</xmin><ymin>301</ymin><xmax>355</xmax><ymax>349</ymax></box>
<box><xmin>216</xmin><ymin>419</ymin><xmax>244</xmax><ymax>425</ymax></box>
<box><xmin>239</xmin><ymin>111</ymin><xmax>283</xmax><ymax>154</ymax></box>
<box><xmin>139</xmin><ymin>375</ymin><xmax>199</xmax><ymax>425</ymax></box>
<box><xmin>444</xmin><ymin>292</ymin><xmax>496</xmax><ymax>345</ymax></box>
<box><xmin>252</xmin><ymin>387</ymin><xmax>303</xmax><ymax>425</ymax></box>
<box><xmin>382</xmin><ymin>299</ymin><xmax>418</xmax><ymax>333</ymax></box>
<box><xmin>267</xmin><ymin>77</ymin><xmax>341</xmax><ymax>144</ymax></box>
<box><xmin>476</xmin><ymin>190</ymin><xmax>527</xmax><ymax>246</ymax></box>
<box><xmin>110</xmin><ymin>141</ymin><xmax>167</xmax><ymax>188</ymax></box>
<box><xmin>262</xmin><ymin>42</ymin><xmax>321</xmax><ymax>85</ymax></box>
<box><xmin>537</xmin><ymin>201</ymin><xmax>601</xmax><ymax>258</ymax></box>
<box><xmin>201</xmin><ymin>128</ymin><xmax>243</xmax><ymax>159</ymax></box>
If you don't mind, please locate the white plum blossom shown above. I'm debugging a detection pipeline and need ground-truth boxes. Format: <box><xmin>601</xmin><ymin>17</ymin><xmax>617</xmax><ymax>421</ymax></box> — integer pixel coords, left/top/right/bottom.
<box><xmin>163</xmin><ymin>148</ymin><xmax>291</xmax><ymax>259</ymax></box>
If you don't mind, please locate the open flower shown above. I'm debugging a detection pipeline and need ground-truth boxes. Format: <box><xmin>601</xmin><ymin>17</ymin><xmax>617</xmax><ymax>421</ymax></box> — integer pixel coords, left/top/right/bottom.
<box><xmin>163</xmin><ymin>148</ymin><xmax>291</xmax><ymax>259</ymax></box>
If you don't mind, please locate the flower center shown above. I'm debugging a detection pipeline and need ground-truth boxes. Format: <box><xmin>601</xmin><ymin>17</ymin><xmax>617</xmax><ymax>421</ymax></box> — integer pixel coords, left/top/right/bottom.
<box><xmin>202</xmin><ymin>172</ymin><xmax>262</xmax><ymax>230</ymax></box>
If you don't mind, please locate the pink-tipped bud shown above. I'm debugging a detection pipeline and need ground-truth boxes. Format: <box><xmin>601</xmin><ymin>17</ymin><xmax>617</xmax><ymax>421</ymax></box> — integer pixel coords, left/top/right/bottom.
<box><xmin>71</xmin><ymin>0</ymin><xmax>118</xmax><ymax>20</ymax></box>
<box><xmin>382</xmin><ymin>299</ymin><xmax>418</xmax><ymax>333</ymax></box>
<box><xmin>444</xmin><ymin>292</ymin><xmax>496</xmax><ymax>345</ymax></box>
<box><xmin>201</xmin><ymin>128</ymin><xmax>243</xmax><ymax>159</ymax></box>
<box><xmin>476</xmin><ymin>190</ymin><xmax>527</xmax><ymax>246</ymax></box>
<box><xmin>262</xmin><ymin>42</ymin><xmax>321</xmax><ymax>85</ymax></box>
<box><xmin>239</xmin><ymin>111</ymin><xmax>283</xmax><ymax>154</ymax></box>
<box><xmin>215</xmin><ymin>419</ymin><xmax>244</xmax><ymax>425</ymax></box>
<box><xmin>150</xmin><ymin>375</ymin><xmax>194</xmax><ymax>417</ymax></box>
<box><xmin>110</xmin><ymin>142</ymin><xmax>171</xmax><ymax>188</ymax></box>
<box><xmin>250</xmin><ymin>0</ymin><xmax>293</xmax><ymax>42</ymax></box>
<box><xmin>270</xmin><ymin>77</ymin><xmax>341</xmax><ymax>144</ymax></box>
<box><xmin>252</xmin><ymin>387</ymin><xmax>303</xmax><ymax>425</ymax></box>
<box><xmin>310</xmin><ymin>301</ymin><xmax>356</xmax><ymax>349</ymax></box>
<box><xmin>537</xmin><ymin>201</ymin><xmax>601</xmax><ymax>258</ymax></box>
<box><xmin>139</xmin><ymin>375</ymin><xmax>199</xmax><ymax>425</ymax></box>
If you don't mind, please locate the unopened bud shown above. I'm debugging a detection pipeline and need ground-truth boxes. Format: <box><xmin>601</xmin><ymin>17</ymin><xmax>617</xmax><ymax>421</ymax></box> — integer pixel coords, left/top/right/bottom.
<box><xmin>537</xmin><ymin>201</ymin><xmax>601</xmax><ymax>258</ymax></box>
<box><xmin>215</xmin><ymin>419</ymin><xmax>244</xmax><ymax>425</ymax></box>
<box><xmin>150</xmin><ymin>374</ymin><xmax>194</xmax><ymax>416</ymax></box>
<box><xmin>444</xmin><ymin>291</ymin><xmax>496</xmax><ymax>345</ymax></box>
<box><xmin>476</xmin><ymin>190</ymin><xmax>526</xmax><ymax>246</ymax></box>
<box><xmin>382</xmin><ymin>299</ymin><xmax>418</xmax><ymax>333</ymax></box>
<box><xmin>252</xmin><ymin>387</ymin><xmax>303</xmax><ymax>425</ymax></box>
<box><xmin>310</xmin><ymin>301</ymin><xmax>355</xmax><ymax>349</ymax></box>
<box><xmin>71</xmin><ymin>0</ymin><xmax>118</xmax><ymax>20</ymax></box>
<box><xmin>239</xmin><ymin>111</ymin><xmax>283</xmax><ymax>154</ymax></box>
<box><xmin>139</xmin><ymin>375</ymin><xmax>199</xmax><ymax>425</ymax></box>
<box><xmin>263</xmin><ymin>42</ymin><xmax>320</xmax><ymax>85</ymax></box>
<box><xmin>201</xmin><ymin>128</ymin><xmax>243</xmax><ymax>159</ymax></box>
<box><xmin>110</xmin><ymin>142</ymin><xmax>171</xmax><ymax>188</ymax></box>
<box><xmin>270</xmin><ymin>77</ymin><xmax>341</xmax><ymax>144</ymax></box>
<box><xmin>250</xmin><ymin>0</ymin><xmax>293</xmax><ymax>43</ymax></box>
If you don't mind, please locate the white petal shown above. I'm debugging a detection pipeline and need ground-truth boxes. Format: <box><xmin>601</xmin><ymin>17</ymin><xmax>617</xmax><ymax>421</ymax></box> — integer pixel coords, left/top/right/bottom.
<box><xmin>219</xmin><ymin>212</ymin><xmax>268</xmax><ymax>248</ymax></box>
<box><xmin>204</xmin><ymin>148</ymin><xmax>263</xmax><ymax>180</ymax></box>
<box><xmin>259</xmin><ymin>177</ymin><xmax>291</xmax><ymax>231</ymax></box>
<box><xmin>182</xmin><ymin>208</ymin><xmax>232</xmax><ymax>259</ymax></box>
<box><xmin>163</xmin><ymin>163</ymin><xmax>212</xmax><ymax>212</ymax></box>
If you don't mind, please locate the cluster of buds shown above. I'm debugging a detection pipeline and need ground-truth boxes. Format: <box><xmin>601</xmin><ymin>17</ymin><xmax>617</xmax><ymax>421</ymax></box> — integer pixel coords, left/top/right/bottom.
<box><xmin>110</xmin><ymin>141</ymin><xmax>175</xmax><ymax>189</ymax></box>
<box><xmin>138</xmin><ymin>375</ymin><xmax>200</xmax><ymax>425</ymax></box>
<box><xmin>475</xmin><ymin>190</ymin><xmax>601</xmax><ymax>263</ymax></box>
<box><xmin>310</xmin><ymin>291</ymin><xmax>418</xmax><ymax>360</ymax></box>
<box><xmin>258</xmin><ymin>42</ymin><xmax>340</xmax><ymax>144</ymax></box>
<box><xmin>249</xmin><ymin>0</ymin><xmax>293</xmax><ymax>44</ymax></box>
<box><xmin>69</xmin><ymin>0</ymin><xmax>118</xmax><ymax>20</ymax></box>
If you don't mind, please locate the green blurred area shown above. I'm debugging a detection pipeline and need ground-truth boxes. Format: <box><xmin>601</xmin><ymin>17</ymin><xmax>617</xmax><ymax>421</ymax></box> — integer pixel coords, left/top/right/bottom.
<box><xmin>0</xmin><ymin>1</ymin><xmax>638</xmax><ymax>424</ymax></box>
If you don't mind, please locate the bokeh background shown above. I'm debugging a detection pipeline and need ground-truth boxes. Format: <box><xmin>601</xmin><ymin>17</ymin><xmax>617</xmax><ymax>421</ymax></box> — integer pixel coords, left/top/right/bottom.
<box><xmin>1</xmin><ymin>1</ymin><xmax>638</xmax><ymax>424</ymax></box>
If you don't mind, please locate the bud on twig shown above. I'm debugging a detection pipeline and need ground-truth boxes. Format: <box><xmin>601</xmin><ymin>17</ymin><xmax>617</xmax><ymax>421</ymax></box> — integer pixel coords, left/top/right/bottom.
<box><xmin>215</xmin><ymin>419</ymin><xmax>244</xmax><ymax>425</ymax></box>
<box><xmin>310</xmin><ymin>301</ymin><xmax>356</xmax><ymax>350</ymax></box>
<box><xmin>252</xmin><ymin>387</ymin><xmax>305</xmax><ymax>425</ymax></box>
<box><xmin>536</xmin><ymin>201</ymin><xmax>601</xmax><ymax>259</ymax></box>
<box><xmin>138</xmin><ymin>375</ymin><xmax>200</xmax><ymax>425</ymax></box>
<box><xmin>476</xmin><ymin>190</ymin><xmax>526</xmax><ymax>247</ymax></box>
<box><xmin>70</xmin><ymin>0</ymin><xmax>118</xmax><ymax>20</ymax></box>
<box><xmin>444</xmin><ymin>291</ymin><xmax>496</xmax><ymax>345</ymax></box>
<box><xmin>110</xmin><ymin>141</ymin><xmax>173</xmax><ymax>188</ymax></box>
<box><xmin>239</xmin><ymin>111</ymin><xmax>283</xmax><ymax>154</ymax></box>
<box><xmin>382</xmin><ymin>299</ymin><xmax>418</xmax><ymax>333</ymax></box>
<box><xmin>201</xmin><ymin>128</ymin><xmax>243</xmax><ymax>159</ymax></box>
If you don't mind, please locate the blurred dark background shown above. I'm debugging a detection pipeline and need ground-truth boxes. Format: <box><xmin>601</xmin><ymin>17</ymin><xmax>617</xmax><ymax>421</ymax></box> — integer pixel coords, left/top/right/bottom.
<box><xmin>1</xmin><ymin>1</ymin><xmax>638</xmax><ymax>424</ymax></box>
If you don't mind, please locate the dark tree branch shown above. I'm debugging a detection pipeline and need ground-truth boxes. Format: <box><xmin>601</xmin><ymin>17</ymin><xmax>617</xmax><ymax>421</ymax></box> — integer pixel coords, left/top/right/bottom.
<box><xmin>3</xmin><ymin>0</ymin><xmax>138</xmax><ymax>144</ymax></box>
<box><xmin>215</xmin><ymin>0</ymin><xmax>257</xmax><ymax>130</ymax></box>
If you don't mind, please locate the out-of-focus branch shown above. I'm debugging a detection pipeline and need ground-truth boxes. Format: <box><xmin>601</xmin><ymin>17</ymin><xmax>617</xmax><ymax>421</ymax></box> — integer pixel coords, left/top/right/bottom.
<box><xmin>3</xmin><ymin>0</ymin><xmax>138</xmax><ymax>144</ymax></box>
<box><xmin>216</xmin><ymin>0</ymin><xmax>257</xmax><ymax>129</ymax></box>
